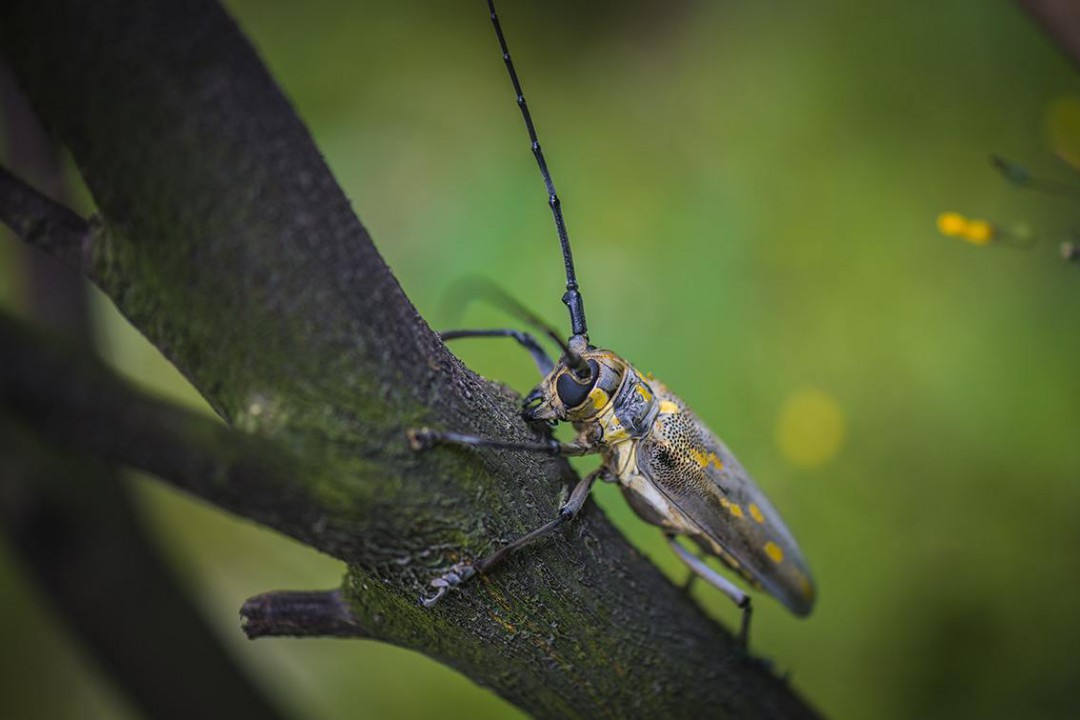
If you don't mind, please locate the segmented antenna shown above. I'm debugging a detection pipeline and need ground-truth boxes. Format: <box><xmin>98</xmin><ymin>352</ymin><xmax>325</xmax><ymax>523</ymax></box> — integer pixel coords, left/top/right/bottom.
<box><xmin>487</xmin><ymin>0</ymin><xmax>588</xmax><ymax>340</ymax></box>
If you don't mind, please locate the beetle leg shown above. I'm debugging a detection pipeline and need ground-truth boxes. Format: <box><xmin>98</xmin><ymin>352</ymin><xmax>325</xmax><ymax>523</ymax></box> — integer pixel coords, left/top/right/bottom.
<box><xmin>420</xmin><ymin>562</ymin><xmax>476</xmax><ymax>608</ymax></box>
<box><xmin>666</xmin><ymin>535</ymin><xmax>753</xmax><ymax>647</ymax></box>
<box><xmin>420</xmin><ymin>468</ymin><xmax>605</xmax><ymax>607</ymax></box>
<box><xmin>680</xmin><ymin>546</ymin><xmax>706</xmax><ymax>595</ymax></box>
<box><xmin>440</xmin><ymin>328</ymin><xmax>555</xmax><ymax>376</ymax></box>
<box><xmin>408</xmin><ymin>427</ymin><xmax>595</xmax><ymax>457</ymax></box>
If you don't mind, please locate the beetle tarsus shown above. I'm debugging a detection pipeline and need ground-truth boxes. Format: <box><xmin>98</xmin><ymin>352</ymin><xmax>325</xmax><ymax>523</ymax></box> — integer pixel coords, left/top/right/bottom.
<box><xmin>419</xmin><ymin>586</ymin><xmax>448</xmax><ymax>608</ymax></box>
<box><xmin>407</xmin><ymin>427</ymin><xmax>437</xmax><ymax>452</ymax></box>
<box><xmin>419</xmin><ymin>470</ymin><xmax>602</xmax><ymax>608</ymax></box>
<box><xmin>420</xmin><ymin>562</ymin><xmax>477</xmax><ymax>608</ymax></box>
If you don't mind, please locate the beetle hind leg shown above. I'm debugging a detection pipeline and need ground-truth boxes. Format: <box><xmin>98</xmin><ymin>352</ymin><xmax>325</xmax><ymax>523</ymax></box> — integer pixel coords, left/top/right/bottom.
<box><xmin>666</xmin><ymin>534</ymin><xmax>753</xmax><ymax>647</ymax></box>
<box><xmin>679</xmin><ymin>545</ymin><xmax>707</xmax><ymax>595</ymax></box>
<box><xmin>419</xmin><ymin>468</ymin><xmax>604</xmax><ymax>607</ymax></box>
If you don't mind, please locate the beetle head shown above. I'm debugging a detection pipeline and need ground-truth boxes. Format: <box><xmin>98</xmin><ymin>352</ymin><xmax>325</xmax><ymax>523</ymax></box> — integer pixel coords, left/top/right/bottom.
<box><xmin>523</xmin><ymin>338</ymin><xmax>627</xmax><ymax>424</ymax></box>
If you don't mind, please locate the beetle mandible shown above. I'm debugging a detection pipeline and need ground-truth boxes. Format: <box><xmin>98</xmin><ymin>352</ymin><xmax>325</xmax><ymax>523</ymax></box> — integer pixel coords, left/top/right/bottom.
<box><xmin>408</xmin><ymin>0</ymin><xmax>815</xmax><ymax>645</ymax></box>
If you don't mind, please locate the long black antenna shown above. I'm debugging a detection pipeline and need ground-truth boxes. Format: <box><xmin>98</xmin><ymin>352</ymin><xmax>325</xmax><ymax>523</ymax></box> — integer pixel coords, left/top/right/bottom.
<box><xmin>487</xmin><ymin>0</ymin><xmax>588</xmax><ymax>340</ymax></box>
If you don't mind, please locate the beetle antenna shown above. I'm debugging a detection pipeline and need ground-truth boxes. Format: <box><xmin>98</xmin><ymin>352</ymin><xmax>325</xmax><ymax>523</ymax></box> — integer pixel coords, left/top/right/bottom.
<box><xmin>487</xmin><ymin>0</ymin><xmax>588</xmax><ymax>342</ymax></box>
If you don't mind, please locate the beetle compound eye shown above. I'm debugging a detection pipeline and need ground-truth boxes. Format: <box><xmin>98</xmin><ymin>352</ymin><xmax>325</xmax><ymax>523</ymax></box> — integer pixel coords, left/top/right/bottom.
<box><xmin>556</xmin><ymin>360</ymin><xmax>599</xmax><ymax>408</ymax></box>
<box><xmin>556</xmin><ymin>373</ymin><xmax>591</xmax><ymax>407</ymax></box>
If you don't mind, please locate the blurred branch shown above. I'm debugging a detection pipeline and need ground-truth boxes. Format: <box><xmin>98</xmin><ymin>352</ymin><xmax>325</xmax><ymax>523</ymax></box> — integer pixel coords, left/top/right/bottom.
<box><xmin>0</xmin><ymin>314</ymin><xmax>327</xmax><ymax>530</ymax></box>
<box><xmin>241</xmin><ymin>590</ymin><xmax>367</xmax><ymax>639</ymax></box>
<box><xmin>0</xmin><ymin>0</ymin><xmax>819</xmax><ymax>717</ymax></box>
<box><xmin>0</xmin><ymin>417</ymin><xmax>291</xmax><ymax>720</ymax></box>
<box><xmin>0</xmin><ymin>65</ymin><xmax>287</xmax><ymax>720</ymax></box>
<box><xmin>0</xmin><ymin>164</ymin><xmax>97</xmax><ymax>272</ymax></box>
<box><xmin>1018</xmin><ymin>0</ymin><xmax>1080</xmax><ymax>68</ymax></box>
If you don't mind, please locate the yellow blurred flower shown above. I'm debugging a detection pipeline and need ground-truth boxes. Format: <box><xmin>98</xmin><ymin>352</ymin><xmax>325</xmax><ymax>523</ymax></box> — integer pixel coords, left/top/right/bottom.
<box><xmin>936</xmin><ymin>211</ymin><xmax>998</xmax><ymax>246</ymax></box>
<box><xmin>1046</xmin><ymin>95</ymin><xmax>1080</xmax><ymax>171</ymax></box>
<box><xmin>936</xmin><ymin>212</ymin><xmax>966</xmax><ymax>237</ymax></box>
<box><xmin>962</xmin><ymin>219</ymin><xmax>993</xmax><ymax>246</ymax></box>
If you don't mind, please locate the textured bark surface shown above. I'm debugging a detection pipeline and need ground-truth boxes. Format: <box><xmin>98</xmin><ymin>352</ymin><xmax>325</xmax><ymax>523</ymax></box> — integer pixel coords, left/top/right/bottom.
<box><xmin>0</xmin><ymin>0</ymin><xmax>819</xmax><ymax>717</ymax></box>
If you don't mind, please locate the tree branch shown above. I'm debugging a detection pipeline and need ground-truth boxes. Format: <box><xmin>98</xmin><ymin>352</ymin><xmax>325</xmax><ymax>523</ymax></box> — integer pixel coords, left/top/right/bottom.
<box><xmin>0</xmin><ymin>416</ymin><xmax>291</xmax><ymax>720</ymax></box>
<box><xmin>0</xmin><ymin>164</ymin><xmax>96</xmax><ymax>271</ymax></box>
<box><xmin>240</xmin><ymin>590</ymin><xmax>367</xmax><ymax>639</ymax></box>
<box><xmin>1018</xmin><ymin>0</ymin><xmax>1080</xmax><ymax>68</ymax></box>
<box><xmin>0</xmin><ymin>313</ymin><xmax>339</xmax><ymax>537</ymax></box>
<box><xmin>0</xmin><ymin>0</ymin><xmax>820</xmax><ymax>716</ymax></box>
<box><xmin>0</xmin><ymin>64</ymin><xmax>286</xmax><ymax>720</ymax></box>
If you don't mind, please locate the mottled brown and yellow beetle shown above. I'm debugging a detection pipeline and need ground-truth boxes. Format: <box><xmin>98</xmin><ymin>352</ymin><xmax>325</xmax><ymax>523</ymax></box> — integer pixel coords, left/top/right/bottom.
<box><xmin>408</xmin><ymin>0</ymin><xmax>815</xmax><ymax>644</ymax></box>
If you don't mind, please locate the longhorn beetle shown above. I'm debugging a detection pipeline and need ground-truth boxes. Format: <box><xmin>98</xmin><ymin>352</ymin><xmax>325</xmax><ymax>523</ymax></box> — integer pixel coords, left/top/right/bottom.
<box><xmin>408</xmin><ymin>0</ymin><xmax>816</xmax><ymax>645</ymax></box>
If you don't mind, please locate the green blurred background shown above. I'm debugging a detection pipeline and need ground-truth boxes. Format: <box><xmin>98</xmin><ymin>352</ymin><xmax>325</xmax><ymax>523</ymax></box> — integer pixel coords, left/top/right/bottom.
<box><xmin>2</xmin><ymin>0</ymin><xmax>1079</xmax><ymax>718</ymax></box>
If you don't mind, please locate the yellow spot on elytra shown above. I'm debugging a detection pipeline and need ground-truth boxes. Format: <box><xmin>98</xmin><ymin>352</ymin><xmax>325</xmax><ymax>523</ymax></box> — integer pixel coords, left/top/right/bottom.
<box><xmin>764</xmin><ymin>541</ymin><xmax>784</xmax><ymax>564</ymax></box>
<box><xmin>589</xmin><ymin>388</ymin><xmax>609</xmax><ymax>411</ymax></box>
<box><xmin>749</xmin><ymin>503</ymin><xmax>765</xmax><ymax>524</ymax></box>
<box><xmin>718</xmin><ymin>497</ymin><xmax>744</xmax><ymax>518</ymax></box>
<box><xmin>690</xmin><ymin>447</ymin><xmax>710</xmax><ymax>468</ymax></box>
<box><xmin>777</xmin><ymin>387</ymin><xmax>846</xmax><ymax>469</ymax></box>
<box><xmin>690</xmin><ymin>448</ymin><xmax>724</xmax><ymax>470</ymax></box>
<box><xmin>1046</xmin><ymin>95</ymin><xmax>1080</xmax><ymax>171</ymax></box>
<box><xmin>659</xmin><ymin>400</ymin><xmax>679</xmax><ymax>414</ymax></box>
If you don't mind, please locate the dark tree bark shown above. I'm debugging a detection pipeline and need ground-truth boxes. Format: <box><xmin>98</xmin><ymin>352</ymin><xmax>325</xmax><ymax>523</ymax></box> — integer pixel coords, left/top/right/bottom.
<box><xmin>0</xmin><ymin>65</ymin><xmax>286</xmax><ymax>720</ymax></box>
<box><xmin>0</xmin><ymin>0</ymin><xmax>819</xmax><ymax>717</ymax></box>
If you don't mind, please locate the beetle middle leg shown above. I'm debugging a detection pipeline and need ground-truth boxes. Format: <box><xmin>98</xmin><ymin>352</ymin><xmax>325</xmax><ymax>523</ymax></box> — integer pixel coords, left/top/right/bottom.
<box><xmin>421</xmin><ymin>467</ymin><xmax>606</xmax><ymax>607</ymax></box>
<box><xmin>666</xmin><ymin>535</ymin><xmax>753</xmax><ymax>647</ymax></box>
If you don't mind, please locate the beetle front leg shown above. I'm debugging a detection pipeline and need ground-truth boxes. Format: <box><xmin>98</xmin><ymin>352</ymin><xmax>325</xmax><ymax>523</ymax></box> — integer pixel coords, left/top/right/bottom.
<box><xmin>420</xmin><ymin>467</ymin><xmax>605</xmax><ymax>607</ymax></box>
<box><xmin>408</xmin><ymin>427</ymin><xmax>595</xmax><ymax>457</ymax></box>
